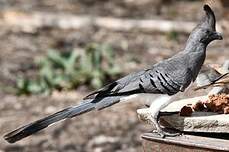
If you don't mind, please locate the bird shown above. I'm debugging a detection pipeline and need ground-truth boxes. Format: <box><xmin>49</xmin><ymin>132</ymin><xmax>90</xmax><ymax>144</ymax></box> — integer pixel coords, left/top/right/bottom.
<box><xmin>3</xmin><ymin>4</ymin><xmax>223</xmax><ymax>143</ymax></box>
<box><xmin>195</xmin><ymin>60</ymin><xmax>229</xmax><ymax>94</ymax></box>
<box><xmin>196</xmin><ymin>65</ymin><xmax>222</xmax><ymax>88</ymax></box>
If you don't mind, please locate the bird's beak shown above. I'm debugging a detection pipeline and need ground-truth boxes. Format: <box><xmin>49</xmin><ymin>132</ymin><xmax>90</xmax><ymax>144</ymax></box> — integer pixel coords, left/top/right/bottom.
<box><xmin>212</xmin><ymin>31</ymin><xmax>223</xmax><ymax>40</ymax></box>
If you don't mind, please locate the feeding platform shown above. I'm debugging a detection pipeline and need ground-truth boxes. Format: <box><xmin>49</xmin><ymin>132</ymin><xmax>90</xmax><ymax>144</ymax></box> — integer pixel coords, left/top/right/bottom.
<box><xmin>138</xmin><ymin>95</ymin><xmax>229</xmax><ymax>151</ymax></box>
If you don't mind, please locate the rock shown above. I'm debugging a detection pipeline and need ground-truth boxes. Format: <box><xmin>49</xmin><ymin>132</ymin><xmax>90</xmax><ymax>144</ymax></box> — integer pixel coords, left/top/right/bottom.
<box><xmin>161</xmin><ymin>112</ymin><xmax>229</xmax><ymax>133</ymax></box>
<box><xmin>137</xmin><ymin>95</ymin><xmax>229</xmax><ymax>133</ymax></box>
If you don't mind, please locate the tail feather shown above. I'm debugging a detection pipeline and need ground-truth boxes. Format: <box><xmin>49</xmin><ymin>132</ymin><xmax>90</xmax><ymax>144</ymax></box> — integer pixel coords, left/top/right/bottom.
<box><xmin>4</xmin><ymin>96</ymin><xmax>121</xmax><ymax>143</ymax></box>
<box><xmin>95</xmin><ymin>96</ymin><xmax>121</xmax><ymax>110</ymax></box>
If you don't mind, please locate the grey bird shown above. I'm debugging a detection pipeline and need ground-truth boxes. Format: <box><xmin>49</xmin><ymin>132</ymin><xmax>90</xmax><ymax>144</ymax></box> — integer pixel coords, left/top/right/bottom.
<box><xmin>195</xmin><ymin>60</ymin><xmax>229</xmax><ymax>94</ymax></box>
<box><xmin>196</xmin><ymin>65</ymin><xmax>222</xmax><ymax>89</ymax></box>
<box><xmin>4</xmin><ymin>5</ymin><xmax>222</xmax><ymax>143</ymax></box>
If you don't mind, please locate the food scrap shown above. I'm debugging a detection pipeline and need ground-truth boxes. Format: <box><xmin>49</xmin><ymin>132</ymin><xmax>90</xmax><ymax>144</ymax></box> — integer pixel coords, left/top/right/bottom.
<box><xmin>192</xmin><ymin>100</ymin><xmax>206</xmax><ymax>111</ymax></box>
<box><xmin>205</xmin><ymin>94</ymin><xmax>229</xmax><ymax>114</ymax></box>
<box><xmin>180</xmin><ymin>94</ymin><xmax>229</xmax><ymax>116</ymax></box>
<box><xmin>180</xmin><ymin>105</ymin><xmax>193</xmax><ymax>116</ymax></box>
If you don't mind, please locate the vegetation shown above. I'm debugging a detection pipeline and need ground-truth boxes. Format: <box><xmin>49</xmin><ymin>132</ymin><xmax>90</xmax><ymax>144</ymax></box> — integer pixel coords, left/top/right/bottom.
<box><xmin>166</xmin><ymin>30</ymin><xmax>179</xmax><ymax>41</ymax></box>
<box><xmin>17</xmin><ymin>43</ymin><xmax>121</xmax><ymax>95</ymax></box>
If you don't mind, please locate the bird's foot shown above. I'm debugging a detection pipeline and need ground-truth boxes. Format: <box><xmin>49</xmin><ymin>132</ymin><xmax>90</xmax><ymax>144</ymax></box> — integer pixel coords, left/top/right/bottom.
<box><xmin>152</xmin><ymin>128</ymin><xmax>181</xmax><ymax>138</ymax></box>
<box><xmin>150</xmin><ymin>112</ymin><xmax>181</xmax><ymax>138</ymax></box>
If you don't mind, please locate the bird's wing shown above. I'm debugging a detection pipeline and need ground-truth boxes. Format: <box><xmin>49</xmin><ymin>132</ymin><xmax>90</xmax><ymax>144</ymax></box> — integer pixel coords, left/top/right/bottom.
<box><xmin>85</xmin><ymin>55</ymin><xmax>193</xmax><ymax>98</ymax></box>
<box><xmin>148</xmin><ymin>55</ymin><xmax>193</xmax><ymax>94</ymax></box>
<box><xmin>84</xmin><ymin>70</ymin><xmax>151</xmax><ymax>99</ymax></box>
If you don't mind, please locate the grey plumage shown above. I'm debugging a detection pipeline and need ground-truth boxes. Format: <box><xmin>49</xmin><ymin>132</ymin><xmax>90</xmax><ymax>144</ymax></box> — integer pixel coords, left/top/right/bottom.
<box><xmin>196</xmin><ymin>65</ymin><xmax>222</xmax><ymax>87</ymax></box>
<box><xmin>196</xmin><ymin>60</ymin><xmax>229</xmax><ymax>94</ymax></box>
<box><xmin>4</xmin><ymin>96</ymin><xmax>122</xmax><ymax>143</ymax></box>
<box><xmin>4</xmin><ymin>5</ymin><xmax>223</xmax><ymax>143</ymax></box>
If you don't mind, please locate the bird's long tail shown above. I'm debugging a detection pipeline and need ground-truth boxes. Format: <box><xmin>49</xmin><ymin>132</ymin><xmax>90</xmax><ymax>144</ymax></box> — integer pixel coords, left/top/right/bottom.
<box><xmin>4</xmin><ymin>96</ymin><xmax>122</xmax><ymax>143</ymax></box>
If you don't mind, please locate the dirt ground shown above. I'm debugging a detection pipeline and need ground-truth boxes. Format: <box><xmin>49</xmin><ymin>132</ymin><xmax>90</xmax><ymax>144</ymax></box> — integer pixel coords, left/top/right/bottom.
<box><xmin>0</xmin><ymin>1</ymin><xmax>228</xmax><ymax>152</ymax></box>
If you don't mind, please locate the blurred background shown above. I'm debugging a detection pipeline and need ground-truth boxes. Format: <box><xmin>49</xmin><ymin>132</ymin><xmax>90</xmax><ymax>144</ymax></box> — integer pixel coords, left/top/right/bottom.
<box><xmin>0</xmin><ymin>0</ymin><xmax>228</xmax><ymax>151</ymax></box>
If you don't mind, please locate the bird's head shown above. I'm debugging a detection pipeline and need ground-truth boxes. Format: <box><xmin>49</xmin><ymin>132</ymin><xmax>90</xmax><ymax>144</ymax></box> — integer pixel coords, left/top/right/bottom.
<box><xmin>191</xmin><ymin>5</ymin><xmax>223</xmax><ymax>45</ymax></box>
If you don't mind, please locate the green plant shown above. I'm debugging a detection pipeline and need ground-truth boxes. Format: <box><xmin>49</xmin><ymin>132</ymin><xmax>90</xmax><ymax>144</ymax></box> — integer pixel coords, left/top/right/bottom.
<box><xmin>166</xmin><ymin>30</ymin><xmax>179</xmax><ymax>41</ymax></box>
<box><xmin>17</xmin><ymin>43</ymin><xmax>121</xmax><ymax>95</ymax></box>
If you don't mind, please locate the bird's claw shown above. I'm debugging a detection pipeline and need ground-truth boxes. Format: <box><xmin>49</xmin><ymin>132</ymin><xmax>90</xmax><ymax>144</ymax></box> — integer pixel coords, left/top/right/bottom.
<box><xmin>152</xmin><ymin>129</ymin><xmax>165</xmax><ymax>138</ymax></box>
<box><xmin>149</xmin><ymin>109</ymin><xmax>182</xmax><ymax>138</ymax></box>
<box><xmin>152</xmin><ymin>128</ymin><xmax>181</xmax><ymax>138</ymax></box>
<box><xmin>161</xmin><ymin>130</ymin><xmax>181</xmax><ymax>137</ymax></box>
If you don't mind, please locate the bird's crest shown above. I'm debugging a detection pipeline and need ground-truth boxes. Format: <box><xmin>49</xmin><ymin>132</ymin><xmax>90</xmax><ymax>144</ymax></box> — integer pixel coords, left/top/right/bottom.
<box><xmin>199</xmin><ymin>4</ymin><xmax>216</xmax><ymax>31</ymax></box>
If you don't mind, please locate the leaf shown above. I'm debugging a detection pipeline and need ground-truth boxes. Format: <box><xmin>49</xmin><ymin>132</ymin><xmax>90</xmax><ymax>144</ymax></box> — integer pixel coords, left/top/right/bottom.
<box><xmin>27</xmin><ymin>80</ymin><xmax>44</xmax><ymax>94</ymax></box>
<box><xmin>91</xmin><ymin>77</ymin><xmax>103</xmax><ymax>89</ymax></box>
<box><xmin>64</xmin><ymin>51</ymin><xmax>79</xmax><ymax>74</ymax></box>
<box><xmin>16</xmin><ymin>78</ymin><xmax>30</xmax><ymax>95</ymax></box>
<box><xmin>47</xmin><ymin>50</ymin><xmax>66</xmax><ymax>69</ymax></box>
<box><xmin>106</xmin><ymin>66</ymin><xmax>121</xmax><ymax>76</ymax></box>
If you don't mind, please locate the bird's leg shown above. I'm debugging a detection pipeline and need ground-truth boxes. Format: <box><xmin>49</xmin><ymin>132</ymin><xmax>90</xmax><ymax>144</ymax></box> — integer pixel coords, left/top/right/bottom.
<box><xmin>149</xmin><ymin>95</ymin><xmax>181</xmax><ymax>138</ymax></box>
<box><xmin>150</xmin><ymin>110</ymin><xmax>166</xmax><ymax>137</ymax></box>
<box><xmin>150</xmin><ymin>109</ymin><xmax>180</xmax><ymax>137</ymax></box>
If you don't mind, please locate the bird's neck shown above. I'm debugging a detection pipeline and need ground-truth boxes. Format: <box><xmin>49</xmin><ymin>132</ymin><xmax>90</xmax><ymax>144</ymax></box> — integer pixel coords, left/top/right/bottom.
<box><xmin>184</xmin><ymin>39</ymin><xmax>207</xmax><ymax>53</ymax></box>
<box><xmin>183</xmin><ymin>39</ymin><xmax>207</xmax><ymax>81</ymax></box>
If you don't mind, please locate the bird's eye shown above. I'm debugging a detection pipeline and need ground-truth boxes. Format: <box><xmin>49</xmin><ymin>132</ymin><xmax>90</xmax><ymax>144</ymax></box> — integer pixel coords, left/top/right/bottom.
<box><xmin>206</xmin><ymin>30</ymin><xmax>211</xmax><ymax>34</ymax></box>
